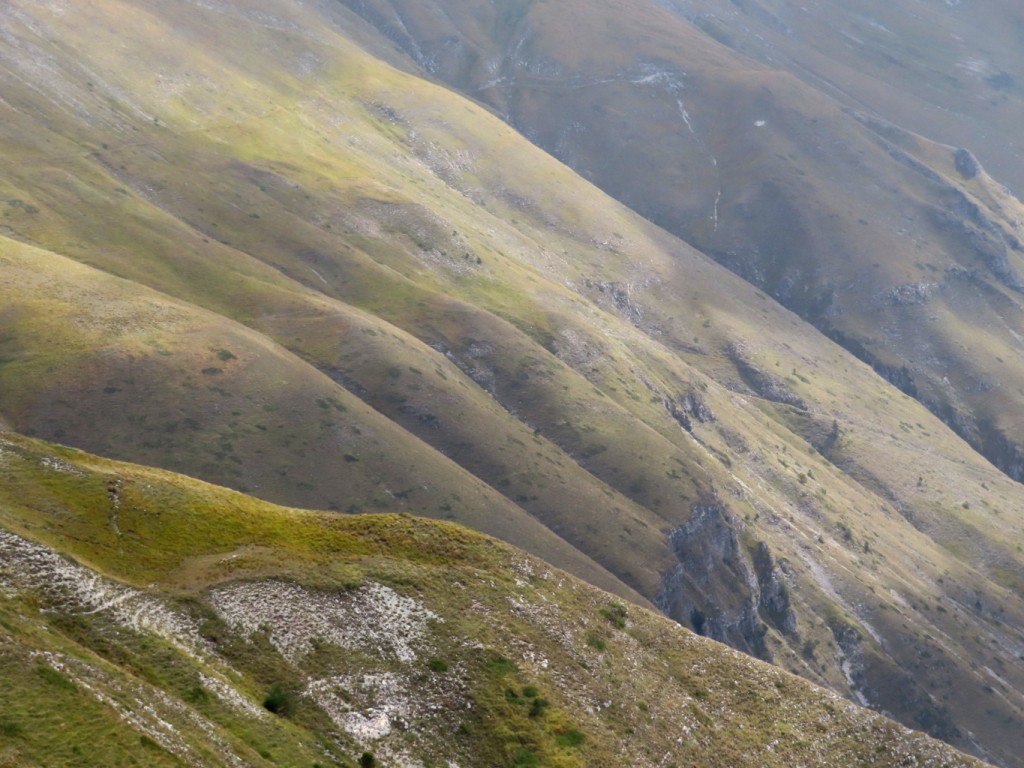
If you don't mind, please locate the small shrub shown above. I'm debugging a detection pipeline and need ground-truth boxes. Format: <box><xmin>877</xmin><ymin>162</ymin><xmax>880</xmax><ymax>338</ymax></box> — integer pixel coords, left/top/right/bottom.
<box><xmin>837</xmin><ymin>522</ymin><xmax>853</xmax><ymax>542</ymax></box>
<box><xmin>360</xmin><ymin>752</ymin><xmax>377</xmax><ymax>768</ymax></box>
<box><xmin>585</xmin><ymin>631</ymin><xmax>606</xmax><ymax>651</ymax></box>
<box><xmin>485</xmin><ymin>655</ymin><xmax>518</xmax><ymax>674</ymax></box>
<box><xmin>522</xmin><ymin>685</ymin><xmax>539</xmax><ymax>698</ymax></box>
<box><xmin>0</xmin><ymin>719</ymin><xmax>23</xmax><ymax>738</ymax></box>
<box><xmin>263</xmin><ymin>684</ymin><xmax>296</xmax><ymax>717</ymax></box>
<box><xmin>513</xmin><ymin>747</ymin><xmax>539</xmax><ymax>766</ymax></box>
<box><xmin>184</xmin><ymin>684</ymin><xmax>210</xmax><ymax>704</ymax></box>
<box><xmin>427</xmin><ymin>658</ymin><xmax>449</xmax><ymax>673</ymax></box>
<box><xmin>528</xmin><ymin>697</ymin><xmax>550</xmax><ymax>718</ymax></box>
<box><xmin>556</xmin><ymin>729</ymin><xmax>586</xmax><ymax>748</ymax></box>
<box><xmin>600</xmin><ymin>601</ymin><xmax>628</xmax><ymax>629</ymax></box>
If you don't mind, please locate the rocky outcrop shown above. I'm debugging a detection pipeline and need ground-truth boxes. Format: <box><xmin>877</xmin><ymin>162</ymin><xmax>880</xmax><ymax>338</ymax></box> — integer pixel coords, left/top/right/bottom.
<box><xmin>584</xmin><ymin>279</ymin><xmax>646</xmax><ymax>325</ymax></box>
<box><xmin>976</xmin><ymin>418</ymin><xmax>1024</xmax><ymax>483</ymax></box>
<box><xmin>954</xmin><ymin>148</ymin><xmax>982</xmax><ymax>180</ymax></box>
<box><xmin>656</xmin><ymin>497</ymin><xmax>797</xmax><ymax>662</ymax></box>
<box><xmin>663</xmin><ymin>391</ymin><xmax>716</xmax><ymax>432</ymax></box>
<box><xmin>752</xmin><ymin>541</ymin><xmax>798</xmax><ymax>636</ymax></box>
<box><xmin>887</xmin><ymin>282</ymin><xmax>939</xmax><ymax>306</ymax></box>
<box><xmin>727</xmin><ymin>344</ymin><xmax>807</xmax><ymax>410</ymax></box>
<box><xmin>857</xmin><ymin>115</ymin><xmax>1023</xmax><ymax>292</ymax></box>
<box><xmin>931</xmin><ymin>195</ymin><xmax>1024</xmax><ymax>292</ymax></box>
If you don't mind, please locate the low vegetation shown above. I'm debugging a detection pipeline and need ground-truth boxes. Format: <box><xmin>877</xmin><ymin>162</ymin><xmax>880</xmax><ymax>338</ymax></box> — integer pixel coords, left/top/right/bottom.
<box><xmin>0</xmin><ymin>434</ymin><xmax>989</xmax><ymax>767</ymax></box>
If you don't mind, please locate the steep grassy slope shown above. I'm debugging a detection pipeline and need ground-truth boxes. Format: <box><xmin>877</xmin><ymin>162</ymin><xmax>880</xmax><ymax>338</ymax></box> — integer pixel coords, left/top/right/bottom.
<box><xmin>0</xmin><ymin>0</ymin><xmax>1023</xmax><ymax>764</ymax></box>
<box><xmin>0</xmin><ymin>431</ymin><xmax>992</xmax><ymax>768</ymax></box>
<box><xmin>337</xmin><ymin>0</ymin><xmax>1024</xmax><ymax>486</ymax></box>
<box><xmin>0</xmin><ymin>240</ymin><xmax>642</xmax><ymax>605</ymax></box>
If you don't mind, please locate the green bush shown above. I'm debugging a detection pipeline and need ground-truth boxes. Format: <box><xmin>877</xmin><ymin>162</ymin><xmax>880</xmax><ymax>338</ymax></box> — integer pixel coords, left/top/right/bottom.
<box><xmin>263</xmin><ymin>684</ymin><xmax>296</xmax><ymax>717</ymax></box>
<box><xmin>0</xmin><ymin>719</ymin><xmax>23</xmax><ymax>738</ymax></box>
<box><xmin>802</xmin><ymin>640</ymin><xmax>817</xmax><ymax>660</ymax></box>
<box><xmin>513</xmin><ymin>747</ymin><xmax>539</xmax><ymax>766</ymax></box>
<box><xmin>600</xmin><ymin>601</ymin><xmax>628</xmax><ymax>629</ymax></box>
<box><xmin>528</xmin><ymin>697</ymin><xmax>550</xmax><ymax>718</ymax></box>
<box><xmin>556</xmin><ymin>729</ymin><xmax>586</xmax><ymax>748</ymax></box>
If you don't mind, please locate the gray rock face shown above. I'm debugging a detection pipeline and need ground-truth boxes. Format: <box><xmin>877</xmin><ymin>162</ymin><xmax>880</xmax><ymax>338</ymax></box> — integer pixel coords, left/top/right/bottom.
<box><xmin>663</xmin><ymin>391</ymin><xmax>715</xmax><ymax>433</ymax></box>
<box><xmin>752</xmin><ymin>541</ymin><xmax>798</xmax><ymax>636</ymax></box>
<box><xmin>656</xmin><ymin>498</ymin><xmax>796</xmax><ymax>662</ymax></box>
<box><xmin>955</xmin><ymin>148</ymin><xmax>981</xmax><ymax>180</ymax></box>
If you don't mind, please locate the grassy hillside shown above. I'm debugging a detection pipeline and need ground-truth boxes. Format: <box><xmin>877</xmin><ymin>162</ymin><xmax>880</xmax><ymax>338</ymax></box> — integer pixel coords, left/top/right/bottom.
<box><xmin>0</xmin><ymin>240</ymin><xmax>644</xmax><ymax>604</ymax></box>
<box><xmin>339</xmin><ymin>0</ymin><xmax>1024</xmax><ymax>491</ymax></box>
<box><xmin>0</xmin><ymin>1</ymin><xmax>1023</xmax><ymax>764</ymax></box>
<box><xmin>0</xmin><ymin>431</ymin><xmax>992</xmax><ymax>768</ymax></box>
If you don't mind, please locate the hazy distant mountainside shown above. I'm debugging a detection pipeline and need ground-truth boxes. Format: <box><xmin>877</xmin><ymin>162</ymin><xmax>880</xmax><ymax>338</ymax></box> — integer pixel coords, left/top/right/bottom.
<box><xmin>0</xmin><ymin>432</ymin><xmax>991</xmax><ymax>768</ymax></box>
<box><xmin>662</xmin><ymin>0</ymin><xmax>1024</xmax><ymax>195</ymax></box>
<box><xmin>0</xmin><ymin>0</ymin><xmax>1023</xmax><ymax>765</ymax></box>
<box><xmin>339</xmin><ymin>0</ymin><xmax>1024</xmax><ymax>490</ymax></box>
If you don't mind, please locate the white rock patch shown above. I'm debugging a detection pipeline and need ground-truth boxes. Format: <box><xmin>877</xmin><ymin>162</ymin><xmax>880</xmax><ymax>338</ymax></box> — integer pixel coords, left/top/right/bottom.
<box><xmin>306</xmin><ymin>672</ymin><xmax>411</xmax><ymax>740</ymax></box>
<box><xmin>38</xmin><ymin>455</ymin><xmax>86</xmax><ymax>475</ymax></box>
<box><xmin>0</xmin><ymin>530</ymin><xmax>203</xmax><ymax>653</ymax></box>
<box><xmin>208</xmin><ymin>580</ymin><xmax>440</xmax><ymax>663</ymax></box>
<box><xmin>199</xmin><ymin>672</ymin><xmax>268</xmax><ymax>719</ymax></box>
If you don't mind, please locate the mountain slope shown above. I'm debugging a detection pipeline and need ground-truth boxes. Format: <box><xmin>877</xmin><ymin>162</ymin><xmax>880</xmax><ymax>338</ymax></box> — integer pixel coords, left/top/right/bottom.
<box><xmin>0</xmin><ymin>1</ymin><xmax>1023</xmax><ymax>764</ymax></box>
<box><xmin>0</xmin><ymin>431</ymin><xmax>992</xmax><ymax>768</ymax></box>
<box><xmin>659</xmin><ymin>0</ymin><xmax>1024</xmax><ymax>197</ymax></box>
<box><xmin>0</xmin><ymin>239</ymin><xmax>645</xmax><ymax>605</ymax></box>
<box><xmin>336</xmin><ymin>0</ymin><xmax>1024</xmax><ymax>489</ymax></box>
